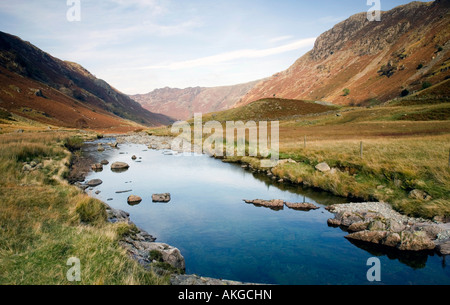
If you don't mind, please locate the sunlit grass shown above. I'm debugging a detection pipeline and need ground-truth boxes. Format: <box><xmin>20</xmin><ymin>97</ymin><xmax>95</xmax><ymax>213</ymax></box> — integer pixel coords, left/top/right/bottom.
<box><xmin>0</xmin><ymin>131</ymin><xmax>168</xmax><ymax>285</ymax></box>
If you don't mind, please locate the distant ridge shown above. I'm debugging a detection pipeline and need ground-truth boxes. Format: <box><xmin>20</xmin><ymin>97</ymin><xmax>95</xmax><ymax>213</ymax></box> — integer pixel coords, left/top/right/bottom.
<box><xmin>131</xmin><ymin>80</ymin><xmax>262</xmax><ymax>121</ymax></box>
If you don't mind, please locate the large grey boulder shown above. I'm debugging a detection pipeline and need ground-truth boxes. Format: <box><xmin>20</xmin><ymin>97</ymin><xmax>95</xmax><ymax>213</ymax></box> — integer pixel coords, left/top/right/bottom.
<box><xmin>127</xmin><ymin>195</ymin><xmax>142</xmax><ymax>205</ymax></box>
<box><xmin>152</xmin><ymin>193</ymin><xmax>171</xmax><ymax>203</ymax></box>
<box><xmin>147</xmin><ymin>243</ymin><xmax>185</xmax><ymax>270</ymax></box>
<box><xmin>111</xmin><ymin>162</ymin><xmax>130</xmax><ymax>170</ymax></box>
<box><xmin>315</xmin><ymin>162</ymin><xmax>331</xmax><ymax>172</ymax></box>
<box><xmin>87</xmin><ymin>179</ymin><xmax>103</xmax><ymax>187</ymax></box>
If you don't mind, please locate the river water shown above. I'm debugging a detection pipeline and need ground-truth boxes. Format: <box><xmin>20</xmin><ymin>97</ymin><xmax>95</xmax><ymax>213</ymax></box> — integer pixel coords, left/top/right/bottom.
<box><xmin>84</xmin><ymin>139</ymin><xmax>450</xmax><ymax>285</ymax></box>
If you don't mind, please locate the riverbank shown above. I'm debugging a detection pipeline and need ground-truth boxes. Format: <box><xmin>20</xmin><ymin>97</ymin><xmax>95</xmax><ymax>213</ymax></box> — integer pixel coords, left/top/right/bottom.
<box><xmin>0</xmin><ymin>131</ymin><xmax>167</xmax><ymax>284</ymax></box>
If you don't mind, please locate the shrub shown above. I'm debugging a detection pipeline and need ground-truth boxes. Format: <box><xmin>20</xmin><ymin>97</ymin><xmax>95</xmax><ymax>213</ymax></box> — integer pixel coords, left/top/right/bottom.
<box><xmin>64</xmin><ymin>136</ymin><xmax>84</xmax><ymax>152</ymax></box>
<box><xmin>0</xmin><ymin>109</ymin><xmax>13</xmax><ymax>120</ymax></box>
<box><xmin>114</xmin><ymin>222</ymin><xmax>139</xmax><ymax>240</ymax></box>
<box><xmin>378</xmin><ymin>63</ymin><xmax>396</xmax><ymax>77</ymax></box>
<box><xmin>421</xmin><ymin>82</ymin><xmax>432</xmax><ymax>90</ymax></box>
<box><xmin>73</xmin><ymin>195</ymin><xmax>107</xmax><ymax>225</ymax></box>
<box><xmin>342</xmin><ymin>88</ymin><xmax>350</xmax><ymax>96</ymax></box>
<box><xmin>417</xmin><ymin>63</ymin><xmax>423</xmax><ymax>70</ymax></box>
<box><xmin>400</xmin><ymin>89</ymin><xmax>410</xmax><ymax>97</ymax></box>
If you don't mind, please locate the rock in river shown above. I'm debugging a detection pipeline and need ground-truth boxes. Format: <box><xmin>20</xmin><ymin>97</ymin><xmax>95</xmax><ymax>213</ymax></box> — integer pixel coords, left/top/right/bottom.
<box><xmin>285</xmin><ymin>202</ymin><xmax>320</xmax><ymax>211</ymax></box>
<box><xmin>91</xmin><ymin>163</ymin><xmax>103</xmax><ymax>171</ymax></box>
<box><xmin>244</xmin><ymin>199</ymin><xmax>284</xmax><ymax>210</ymax></box>
<box><xmin>111</xmin><ymin>162</ymin><xmax>130</xmax><ymax>170</ymax></box>
<box><xmin>87</xmin><ymin>179</ymin><xmax>103</xmax><ymax>187</ymax></box>
<box><xmin>152</xmin><ymin>193</ymin><xmax>171</xmax><ymax>202</ymax></box>
<box><xmin>127</xmin><ymin>195</ymin><xmax>142</xmax><ymax>205</ymax></box>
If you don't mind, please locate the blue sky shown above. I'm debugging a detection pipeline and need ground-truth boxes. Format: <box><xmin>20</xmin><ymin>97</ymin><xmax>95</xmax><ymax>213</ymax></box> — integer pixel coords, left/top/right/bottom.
<box><xmin>0</xmin><ymin>0</ymin><xmax>416</xmax><ymax>94</ymax></box>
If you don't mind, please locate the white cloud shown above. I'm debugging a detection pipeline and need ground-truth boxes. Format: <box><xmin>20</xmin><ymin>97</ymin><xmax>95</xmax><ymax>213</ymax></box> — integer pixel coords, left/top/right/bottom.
<box><xmin>138</xmin><ymin>37</ymin><xmax>317</xmax><ymax>71</ymax></box>
<box><xmin>269</xmin><ymin>36</ymin><xmax>293</xmax><ymax>43</ymax></box>
<box><xmin>110</xmin><ymin>0</ymin><xmax>168</xmax><ymax>15</ymax></box>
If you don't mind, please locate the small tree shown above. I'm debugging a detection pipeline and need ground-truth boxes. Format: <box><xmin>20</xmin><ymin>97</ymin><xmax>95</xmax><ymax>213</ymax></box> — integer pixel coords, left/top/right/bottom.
<box><xmin>342</xmin><ymin>88</ymin><xmax>350</xmax><ymax>96</ymax></box>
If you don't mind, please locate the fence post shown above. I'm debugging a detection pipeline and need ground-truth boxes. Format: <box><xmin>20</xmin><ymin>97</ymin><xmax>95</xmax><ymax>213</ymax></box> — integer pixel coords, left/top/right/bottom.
<box><xmin>360</xmin><ymin>141</ymin><xmax>363</xmax><ymax>159</ymax></box>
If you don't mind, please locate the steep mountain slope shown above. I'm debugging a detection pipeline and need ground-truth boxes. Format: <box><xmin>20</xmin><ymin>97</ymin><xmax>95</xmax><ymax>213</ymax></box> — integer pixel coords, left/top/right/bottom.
<box><xmin>131</xmin><ymin>80</ymin><xmax>261</xmax><ymax>120</ymax></box>
<box><xmin>238</xmin><ymin>0</ymin><xmax>450</xmax><ymax>107</ymax></box>
<box><xmin>0</xmin><ymin>31</ymin><xmax>173</xmax><ymax>129</ymax></box>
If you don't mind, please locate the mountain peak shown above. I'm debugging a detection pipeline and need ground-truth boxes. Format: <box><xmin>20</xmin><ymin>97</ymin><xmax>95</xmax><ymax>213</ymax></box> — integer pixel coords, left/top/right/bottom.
<box><xmin>239</xmin><ymin>0</ymin><xmax>450</xmax><ymax>107</ymax></box>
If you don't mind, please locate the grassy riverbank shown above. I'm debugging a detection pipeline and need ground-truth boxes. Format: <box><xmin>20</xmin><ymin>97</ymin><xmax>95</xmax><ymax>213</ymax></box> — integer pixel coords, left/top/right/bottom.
<box><xmin>0</xmin><ymin>131</ymin><xmax>167</xmax><ymax>285</ymax></box>
<box><xmin>148</xmin><ymin>100</ymin><xmax>450</xmax><ymax>220</ymax></box>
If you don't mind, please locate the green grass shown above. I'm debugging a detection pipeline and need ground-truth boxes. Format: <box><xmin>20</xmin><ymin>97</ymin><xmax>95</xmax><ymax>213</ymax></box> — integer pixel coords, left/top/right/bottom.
<box><xmin>0</xmin><ymin>131</ymin><xmax>168</xmax><ymax>285</ymax></box>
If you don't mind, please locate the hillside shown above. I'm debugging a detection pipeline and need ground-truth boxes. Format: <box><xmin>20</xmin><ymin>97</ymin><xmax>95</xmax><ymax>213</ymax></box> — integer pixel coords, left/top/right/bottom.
<box><xmin>202</xmin><ymin>98</ymin><xmax>338</xmax><ymax>122</ymax></box>
<box><xmin>238</xmin><ymin>0</ymin><xmax>450</xmax><ymax>107</ymax></box>
<box><xmin>0</xmin><ymin>31</ymin><xmax>173</xmax><ymax>130</ymax></box>
<box><xmin>131</xmin><ymin>80</ymin><xmax>261</xmax><ymax>121</ymax></box>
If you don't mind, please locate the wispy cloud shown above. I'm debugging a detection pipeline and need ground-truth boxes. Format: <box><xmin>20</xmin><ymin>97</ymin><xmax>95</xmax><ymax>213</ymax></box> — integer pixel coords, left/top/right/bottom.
<box><xmin>110</xmin><ymin>0</ymin><xmax>168</xmax><ymax>15</ymax></box>
<box><xmin>269</xmin><ymin>36</ymin><xmax>293</xmax><ymax>43</ymax></box>
<box><xmin>138</xmin><ymin>37</ymin><xmax>316</xmax><ymax>70</ymax></box>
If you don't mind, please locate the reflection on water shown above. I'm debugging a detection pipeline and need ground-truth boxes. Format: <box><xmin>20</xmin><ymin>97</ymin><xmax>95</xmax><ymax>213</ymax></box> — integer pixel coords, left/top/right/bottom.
<box><xmin>84</xmin><ymin>139</ymin><xmax>450</xmax><ymax>285</ymax></box>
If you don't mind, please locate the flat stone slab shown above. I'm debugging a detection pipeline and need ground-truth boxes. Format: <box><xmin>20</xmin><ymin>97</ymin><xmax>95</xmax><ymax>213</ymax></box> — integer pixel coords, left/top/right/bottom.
<box><xmin>152</xmin><ymin>193</ymin><xmax>171</xmax><ymax>202</ymax></box>
<box><xmin>127</xmin><ymin>195</ymin><xmax>142</xmax><ymax>205</ymax></box>
<box><xmin>86</xmin><ymin>179</ymin><xmax>103</xmax><ymax>187</ymax></box>
<box><xmin>285</xmin><ymin>202</ymin><xmax>320</xmax><ymax>211</ymax></box>
<box><xmin>111</xmin><ymin>162</ymin><xmax>130</xmax><ymax>170</ymax></box>
<box><xmin>170</xmin><ymin>274</ymin><xmax>260</xmax><ymax>286</ymax></box>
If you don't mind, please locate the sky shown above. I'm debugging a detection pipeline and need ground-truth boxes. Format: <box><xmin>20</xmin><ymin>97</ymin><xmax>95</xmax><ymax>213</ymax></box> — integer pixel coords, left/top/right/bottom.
<box><xmin>0</xmin><ymin>0</ymin><xmax>416</xmax><ymax>94</ymax></box>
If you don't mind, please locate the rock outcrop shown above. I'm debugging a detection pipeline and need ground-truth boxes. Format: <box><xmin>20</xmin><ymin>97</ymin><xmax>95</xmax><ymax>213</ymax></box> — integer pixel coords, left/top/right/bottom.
<box><xmin>105</xmin><ymin>205</ymin><xmax>185</xmax><ymax>271</ymax></box>
<box><xmin>244</xmin><ymin>199</ymin><xmax>319</xmax><ymax>211</ymax></box>
<box><xmin>326</xmin><ymin>202</ymin><xmax>450</xmax><ymax>253</ymax></box>
<box><xmin>170</xmin><ymin>274</ymin><xmax>260</xmax><ymax>286</ymax></box>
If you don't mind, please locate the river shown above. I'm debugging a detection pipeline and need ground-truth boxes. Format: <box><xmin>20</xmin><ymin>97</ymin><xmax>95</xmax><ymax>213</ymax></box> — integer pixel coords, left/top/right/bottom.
<box><xmin>84</xmin><ymin>138</ymin><xmax>450</xmax><ymax>285</ymax></box>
